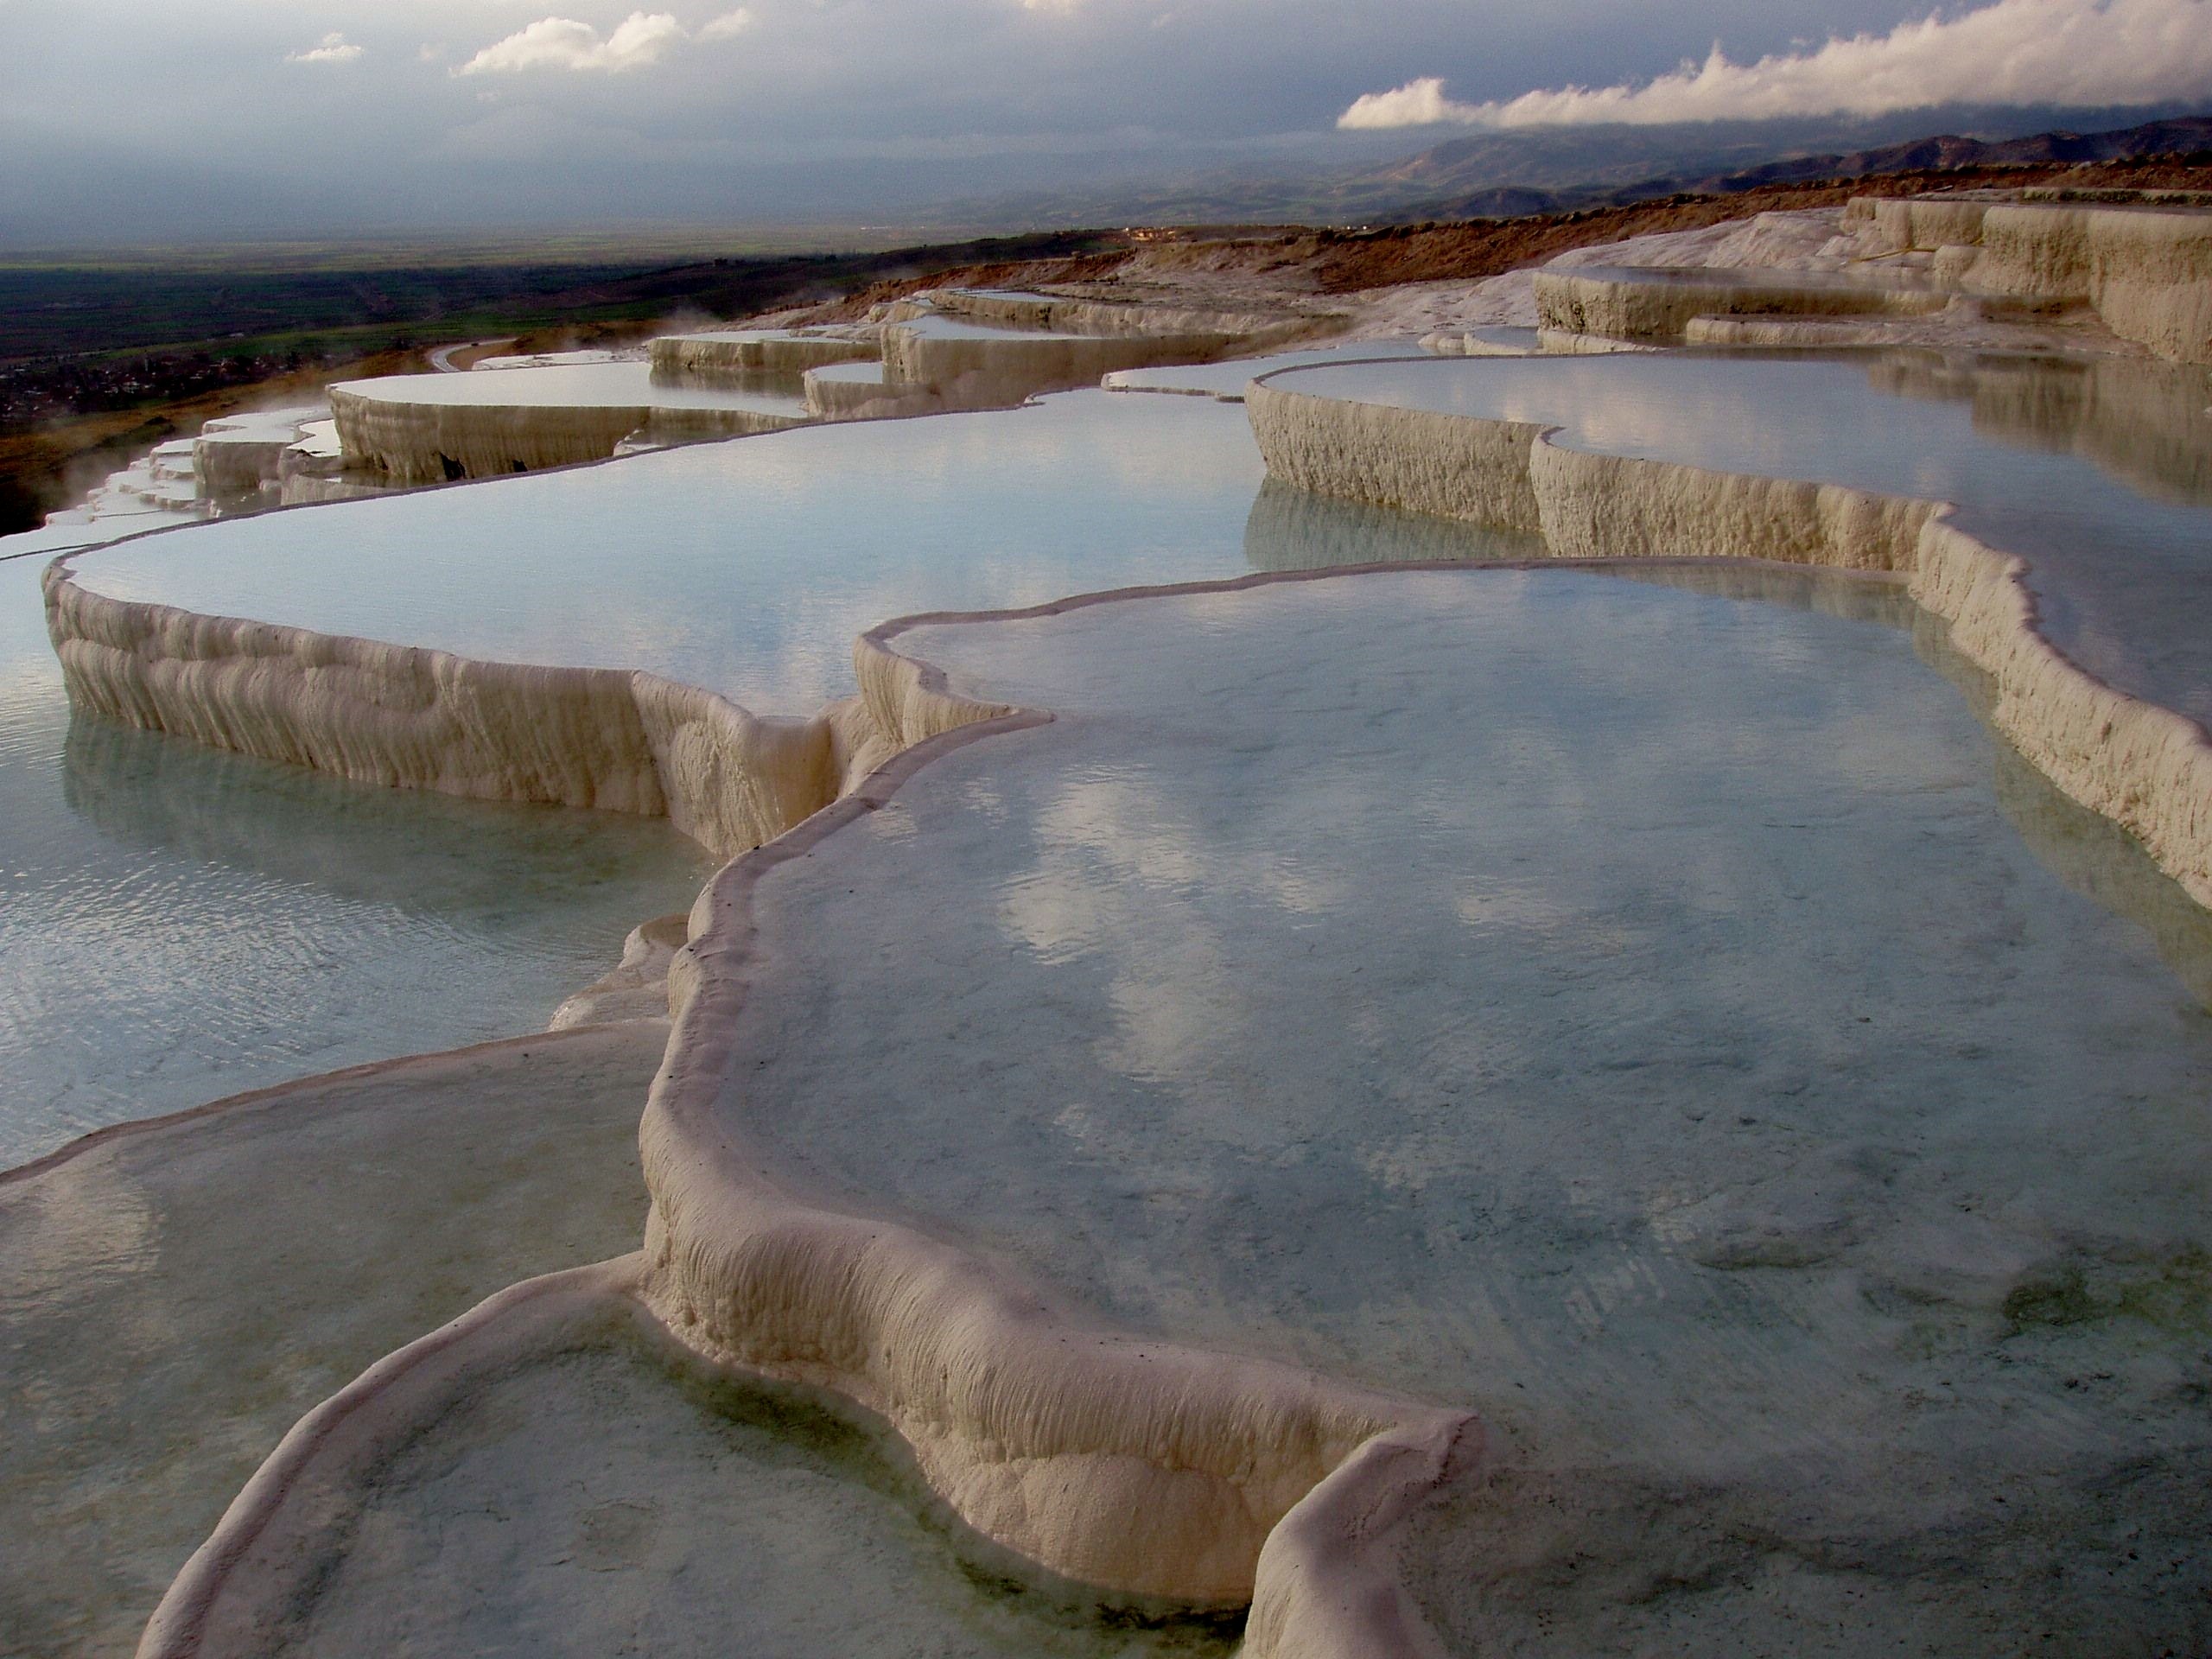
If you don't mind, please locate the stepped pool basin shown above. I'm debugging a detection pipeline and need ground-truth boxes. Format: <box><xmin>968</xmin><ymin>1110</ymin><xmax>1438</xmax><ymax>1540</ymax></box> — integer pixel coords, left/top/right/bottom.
<box><xmin>329</xmin><ymin>362</ymin><xmax>815</xmax><ymax>484</ymax></box>
<box><xmin>696</xmin><ymin>563</ymin><xmax>2212</xmax><ymax>1647</ymax></box>
<box><xmin>0</xmin><ymin>545</ymin><xmax>713</xmax><ymax>1166</ymax></box>
<box><xmin>25</xmin><ymin>316</ymin><xmax>2212</xmax><ymax>1656</ymax></box>
<box><xmin>0</xmin><ymin>1026</ymin><xmax>672</xmax><ymax>1656</ymax></box>
<box><xmin>332</xmin><ymin>361</ymin><xmax>810</xmax><ymax>416</ymax></box>
<box><xmin>152</xmin><ymin>1283</ymin><xmax>1236</xmax><ymax>1659</ymax></box>
<box><xmin>1263</xmin><ymin>349</ymin><xmax>2212</xmax><ymax>728</ymax></box>
<box><xmin>67</xmin><ymin>391</ymin><xmax>1515</xmax><ymax>715</ymax></box>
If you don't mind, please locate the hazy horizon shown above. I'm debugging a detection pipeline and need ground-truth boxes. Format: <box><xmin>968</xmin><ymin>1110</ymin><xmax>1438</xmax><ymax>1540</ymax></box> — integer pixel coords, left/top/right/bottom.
<box><xmin>4</xmin><ymin>0</ymin><xmax>2209</xmax><ymax>246</ymax></box>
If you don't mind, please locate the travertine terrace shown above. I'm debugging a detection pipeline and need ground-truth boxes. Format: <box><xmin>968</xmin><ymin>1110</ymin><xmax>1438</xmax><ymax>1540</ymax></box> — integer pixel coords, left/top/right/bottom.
<box><xmin>1533</xmin><ymin>193</ymin><xmax>2212</xmax><ymax>361</ymax></box>
<box><xmin>16</xmin><ymin>191</ymin><xmax>2212</xmax><ymax>1657</ymax></box>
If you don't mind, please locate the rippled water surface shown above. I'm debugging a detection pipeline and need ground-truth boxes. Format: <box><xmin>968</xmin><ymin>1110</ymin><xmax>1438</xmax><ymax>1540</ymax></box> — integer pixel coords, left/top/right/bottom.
<box><xmin>0</xmin><ymin>545</ymin><xmax>713</xmax><ymax>1166</ymax></box>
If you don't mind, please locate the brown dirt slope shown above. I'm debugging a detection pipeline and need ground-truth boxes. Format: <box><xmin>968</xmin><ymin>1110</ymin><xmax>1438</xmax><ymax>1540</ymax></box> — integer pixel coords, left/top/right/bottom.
<box><xmin>798</xmin><ymin>156</ymin><xmax>2212</xmax><ymax>314</ymax></box>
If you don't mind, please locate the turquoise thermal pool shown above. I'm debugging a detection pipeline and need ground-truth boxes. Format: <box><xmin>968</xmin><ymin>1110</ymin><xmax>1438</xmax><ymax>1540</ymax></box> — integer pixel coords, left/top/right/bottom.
<box><xmin>709</xmin><ymin>564</ymin><xmax>2212</xmax><ymax>1642</ymax></box>
<box><xmin>0</xmin><ymin>546</ymin><xmax>714</xmax><ymax>1166</ymax></box>
<box><xmin>1266</xmin><ymin>348</ymin><xmax>2212</xmax><ymax>728</ymax></box>
<box><xmin>68</xmin><ymin>391</ymin><xmax>1515</xmax><ymax>713</ymax></box>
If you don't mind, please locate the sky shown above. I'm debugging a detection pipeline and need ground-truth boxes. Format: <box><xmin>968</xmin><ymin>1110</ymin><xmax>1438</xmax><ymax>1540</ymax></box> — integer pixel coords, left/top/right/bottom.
<box><xmin>2</xmin><ymin>0</ymin><xmax>2208</xmax><ymax>244</ymax></box>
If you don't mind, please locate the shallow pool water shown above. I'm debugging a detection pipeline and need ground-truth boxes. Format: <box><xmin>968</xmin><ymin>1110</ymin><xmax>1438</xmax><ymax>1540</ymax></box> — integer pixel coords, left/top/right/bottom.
<box><xmin>714</xmin><ymin>563</ymin><xmax>2212</xmax><ymax>1638</ymax></box>
<box><xmin>72</xmin><ymin>391</ymin><xmax>1514</xmax><ymax>712</ymax></box>
<box><xmin>0</xmin><ymin>548</ymin><xmax>713</xmax><ymax>1166</ymax></box>
<box><xmin>1102</xmin><ymin>340</ymin><xmax>1435</xmax><ymax>401</ymax></box>
<box><xmin>218</xmin><ymin>1306</ymin><xmax>1235</xmax><ymax>1659</ymax></box>
<box><xmin>1564</xmin><ymin>262</ymin><xmax>1944</xmax><ymax>293</ymax></box>
<box><xmin>0</xmin><ymin>1025</ymin><xmax>671</xmax><ymax>1658</ymax></box>
<box><xmin>1268</xmin><ymin>349</ymin><xmax>2212</xmax><ymax>728</ymax></box>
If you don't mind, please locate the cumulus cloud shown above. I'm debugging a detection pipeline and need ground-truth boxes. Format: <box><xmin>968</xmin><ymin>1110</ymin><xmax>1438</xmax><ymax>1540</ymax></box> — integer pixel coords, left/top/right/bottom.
<box><xmin>286</xmin><ymin>32</ymin><xmax>364</xmax><ymax>66</ymax></box>
<box><xmin>1339</xmin><ymin>0</ymin><xmax>2212</xmax><ymax>129</ymax></box>
<box><xmin>456</xmin><ymin>11</ymin><xmax>686</xmax><ymax>75</ymax></box>
<box><xmin>699</xmin><ymin>8</ymin><xmax>754</xmax><ymax>39</ymax></box>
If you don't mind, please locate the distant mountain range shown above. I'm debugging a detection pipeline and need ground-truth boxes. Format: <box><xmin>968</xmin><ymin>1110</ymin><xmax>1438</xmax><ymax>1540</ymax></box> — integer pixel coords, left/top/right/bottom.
<box><xmin>958</xmin><ymin>111</ymin><xmax>2212</xmax><ymax>229</ymax></box>
<box><xmin>1398</xmin><ymin>113</ymin><xmax>2212</xmax><ymax>220</ymax></box>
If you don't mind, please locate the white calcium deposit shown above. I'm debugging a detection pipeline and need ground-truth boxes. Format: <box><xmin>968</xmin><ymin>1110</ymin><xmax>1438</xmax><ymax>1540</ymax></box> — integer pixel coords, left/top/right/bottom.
<box><xmin>29</xmin><ymin>254</ymin><xmax>2212</xmax><ymax>1658</ymax></box>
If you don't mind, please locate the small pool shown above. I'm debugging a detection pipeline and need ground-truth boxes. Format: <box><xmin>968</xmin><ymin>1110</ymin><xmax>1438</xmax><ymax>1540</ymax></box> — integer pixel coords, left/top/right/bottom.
<box><xmin>1267</xmin><ymin>349</ymin><xmax>2212</xmax><ymax>728</ymax></box>
<box><xmin>1103</xmin><ymin>340</ymin><xmax>1436</xmax><ymax>402</ymax></box>
<box><xmin>195</xmin><ymin>1306</ymin><xmax>1236</xmax><ymax>1658</ymax></box>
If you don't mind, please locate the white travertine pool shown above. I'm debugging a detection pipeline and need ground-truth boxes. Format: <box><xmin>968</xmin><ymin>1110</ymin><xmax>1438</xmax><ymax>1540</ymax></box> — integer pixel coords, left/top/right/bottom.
<box><xmin>70</xmin><ymin>391</ymin><xmax>1510</xmax><ymax>713</ymax></box>
<box><xmin>1267</xmin><ymin>349</ymin><xmax>2212</xmax><ymax>728</ymax></box>
<box><xmin>709</xmin><ymin>563</ymin><xmax>2212</xmax><ymax>1648</ymax></box>
<box><xmin>0</xmin><ymin>546</ymin><xmax>712</xmax><ymax>1166</ymax></box>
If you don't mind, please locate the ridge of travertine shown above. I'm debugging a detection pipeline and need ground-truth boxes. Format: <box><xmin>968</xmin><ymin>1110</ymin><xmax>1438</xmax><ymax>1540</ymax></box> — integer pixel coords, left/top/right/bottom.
<box><xmin>1853</xmin><ymin>196</ymin><xmax>2212</xmax><ymax>364</ymax></box>
<box><xmin>626</xmin><ymin>618</ymin><xmax>1478</xmax><ymax>1619</ymax></box>
<box><xmin>922</xmin><ymin>286</ymin><xmax>1323</xmax><ymax>346</ymax></box>
<box><xmin>329</xmin><ymin>387</ymin><xmax>810</xmax><ymax>486</ymax></box>
<box><xmin>1247</xmin><ymin>368</ymin><xmax>2212</xmax><ymax>906</ymax></box>
<box><xmin>43</xmin><ymin>550</ymin><xmax>849</xmax><ymax>861</ymax></box>
<box><xmin>1539</xmin><ymin>197</ymin><xmax>2212</xmax><ymax>361</ymax></box>
<box><xmin>649</xmin><ymin>329</ymin><xmax>880</xmax><ymax>381</ymax></box>
<box><xmin>1533</xmin><ymin>265</ymin><xmax>1959</xmax><ymax>341</ymax></box>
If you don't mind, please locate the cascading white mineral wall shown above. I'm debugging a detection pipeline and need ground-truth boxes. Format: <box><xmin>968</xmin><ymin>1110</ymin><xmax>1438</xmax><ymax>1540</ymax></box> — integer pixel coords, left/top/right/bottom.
<box><xmin>632</xmin><ymin>616</ymin><xmax>1481</xmax><ymax>1617</ymax></box>
<box><xmin>1247</xmin><ymin>373</ymin><xmax>2212</xmax><ymax>907</ymax></box>
<box><xmin>191</xmin><ymin>437</ymin><xmax>293</xmax><ymax>499</ymax></box>
<box><xmin>1246</xmin><ymin>392</ymin><xmax>1544</xmax><ymax>530</ymax></box>
<box><xmin>1532</xmin><ymin>267</ymin><xmax>1955</xmax><ymax>341</ymax></box>
<box><xmin>1839</xmin><ymin>195</ymin><xmax>2212</xmax><ymax>363</ymax></box>
<box><xmin>1846</xmin><ymin>194</ymin><xmax>1995</xmax><ymax>256</ymax></box>
<box><xmin>927</xmin><ymin>287</ymin><xmax>1313</xmax><ymax>346</ymax></box>
<box><xmin>43</xmin><ymin>553</ymin><xmax>854</xmax><ymax>862</ymax></box>
<box><xmin>1972</xmin><ymin>203</ymin><xmax>2212</xmax><ymax>364</ymax></box>
<box><xmin>879</xmin><ymin>325</ymin><xmax>1240</xmax><ymax>406</ymax></box>
<box><xmin>330</xmin><ymin>387</ymin><xmax>808</xmax><ymax>484</ymax></box>
<box><xmin>648</xmin><ymin>332</ymin><xmax>879</xmax><ymax>380</ymax></box>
